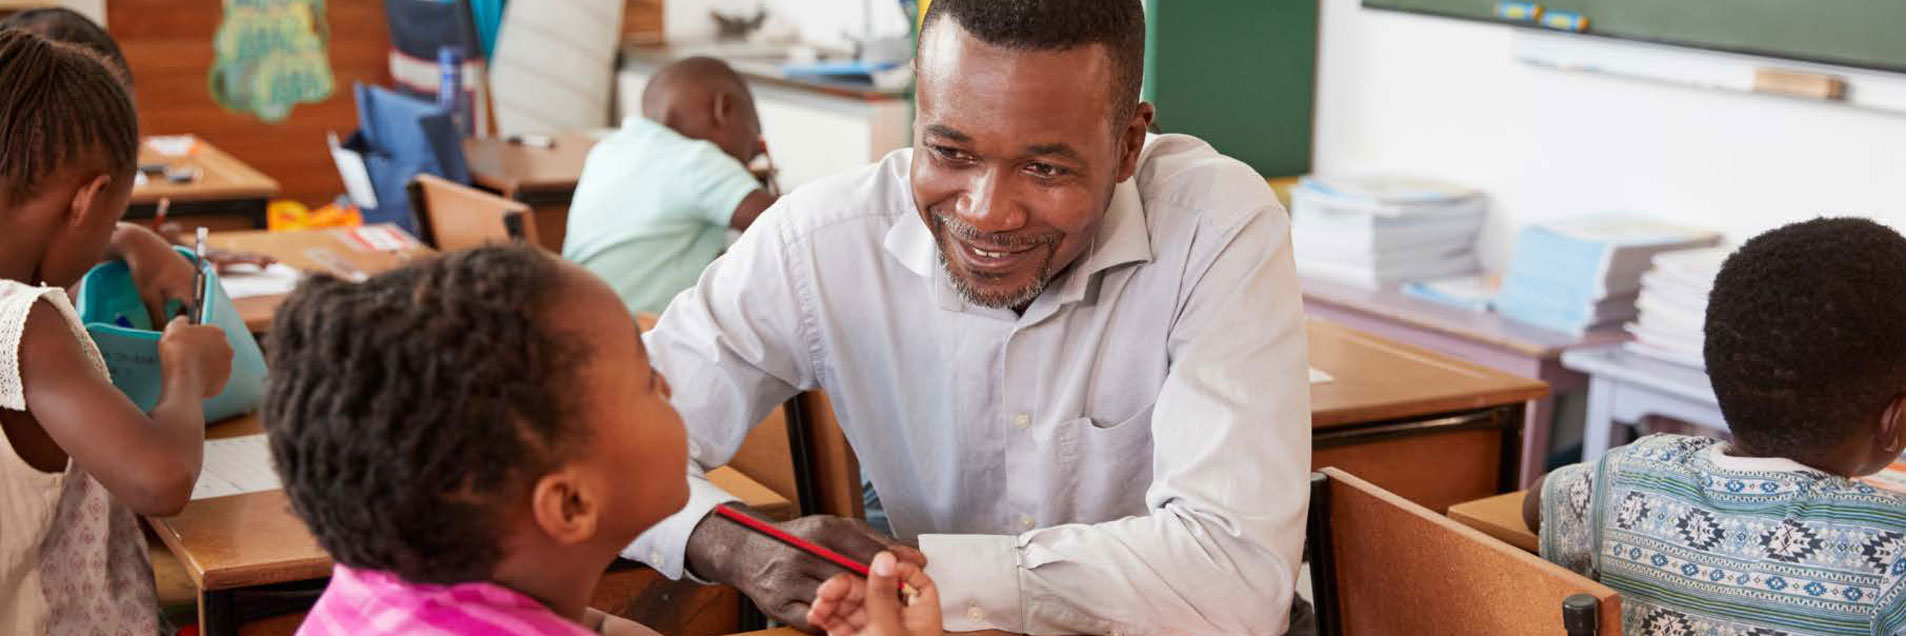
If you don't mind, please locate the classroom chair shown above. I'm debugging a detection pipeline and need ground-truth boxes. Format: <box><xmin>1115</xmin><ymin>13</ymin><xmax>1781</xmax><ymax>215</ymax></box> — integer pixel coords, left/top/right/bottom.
<box><xmin>1305</xmin><ymin>467</ymin><xmax>1621</xmax><ymax>636</ymax></box>
<box><xmin>407</xmin><ymin>173</ymin><xmax>539</xmax><ymax>251</ymax></box>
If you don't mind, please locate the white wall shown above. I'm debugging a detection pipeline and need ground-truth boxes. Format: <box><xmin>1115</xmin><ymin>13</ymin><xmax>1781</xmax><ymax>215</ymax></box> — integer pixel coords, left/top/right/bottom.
<box><xmin>1314</xmin><ymin>0</ymin><xmax>1906</xmax><ymax>270</ymax></box>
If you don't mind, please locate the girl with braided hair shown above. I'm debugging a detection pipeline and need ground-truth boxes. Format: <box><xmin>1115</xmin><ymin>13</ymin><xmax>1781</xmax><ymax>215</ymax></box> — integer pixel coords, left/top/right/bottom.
<box><xmin>0</xmin><ymin>27</ymin><xmax>235</xmax><ymax>634</ymax></box>
<box><xmin>267</xmin><ymin>246</ymin><xmax>689</xmax><ymax>636</ymax></box>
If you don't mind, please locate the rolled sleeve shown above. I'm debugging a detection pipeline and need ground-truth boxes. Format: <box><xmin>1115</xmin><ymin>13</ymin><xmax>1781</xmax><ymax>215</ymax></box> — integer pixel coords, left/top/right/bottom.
<box><xmin>919</xmin><ymin>533</ymin><xmax>1026</xmax><ymax>632</ymax></box>
<box><xmin>622</xmin><ymin>474</ymin><xmax>739</xmax><ymax>580</ymax></box>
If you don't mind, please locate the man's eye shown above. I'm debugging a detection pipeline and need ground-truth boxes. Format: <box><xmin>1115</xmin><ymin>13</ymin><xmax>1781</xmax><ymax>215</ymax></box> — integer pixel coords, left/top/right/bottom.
<box><xmin>1027</xmin><ymin>162</ymin><xmax>1067</xmax><ymax>178</ymax></box>
<box><xmin>933</xmin><ymin>145</ymin><xmax>972</xmax><ymax>163</ymax></box>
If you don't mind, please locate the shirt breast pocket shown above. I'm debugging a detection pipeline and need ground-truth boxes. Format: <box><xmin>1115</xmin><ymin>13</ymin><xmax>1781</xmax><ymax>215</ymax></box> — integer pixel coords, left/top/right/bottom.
<box><xmin>1057</xmin><ymin>402</ymin><xmax>1157</xmax><ymax>508</ymax></box>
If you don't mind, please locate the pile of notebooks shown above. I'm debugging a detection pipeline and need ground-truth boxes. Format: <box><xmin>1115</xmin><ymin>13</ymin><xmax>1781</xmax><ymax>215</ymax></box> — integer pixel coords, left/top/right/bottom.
<box><xmin>1624</xmin><ymin>246</ymin><xmax>1732</xmax><ymax>368</ymax></box>
<box><xmin>1290</xmin><ymin>176</ymin><xmax>1486</xmax><ymax>289</ymax></box>
<box><xmin>1495</xmin><ymin>215</ymin><xmax>1722</xmax><ymax>335</ymax></box>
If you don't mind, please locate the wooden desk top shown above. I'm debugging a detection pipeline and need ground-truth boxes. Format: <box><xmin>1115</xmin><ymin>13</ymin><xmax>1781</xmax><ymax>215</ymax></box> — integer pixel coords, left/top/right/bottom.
<box><xmin>1308</xmin><ymin>319</ymin><xmax>1550</xmax><ymax>428</ymax></box>
<box><xmin>1302</xmin><ymin>276</ymin><xmax>1629</xmax><ymax>359</ymax></box>
<box><xmin>131</xmin><ymin>135</ymin><xmax>280</xmax><ymax>205</ymax></box>
<box><xmin>149</xmin><ymin>413</ymin><xmax>794</xmax><ymax>592</ymax></box>
<box><xmin>209</xmin><ymin>225</ymin><xmax>434</xmax><ymax>333</ymax></box>
<box><xmin>463</xmin><ymin>134</ymin><xmax>597</xmax><ymax>195</ymax></box>
<box><xmin>1447</xmin><ymin>490</ymin><xmax>1537</xmax><ymax>553</ymax></box>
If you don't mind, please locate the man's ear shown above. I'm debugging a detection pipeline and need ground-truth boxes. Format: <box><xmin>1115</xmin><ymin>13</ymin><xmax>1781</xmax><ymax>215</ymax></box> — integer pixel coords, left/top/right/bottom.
<box><xmin>529</xmin><ymin>467</ymin><xmax>600</xmax><ymax>546</ymax></box>
<box><xmin>711</xmin><ymin>91</ymin><xmax>735</xmax><ymax>129</ymax></box>
<box><xmin>1115</xmin><ymin>102</ymin><xmax>1155</xmax><ymax>184</ymax></box>
<box><xmin>68</xmin><ymin>174</ymin><xmax>112</xmax><ymax>228</ymax></box>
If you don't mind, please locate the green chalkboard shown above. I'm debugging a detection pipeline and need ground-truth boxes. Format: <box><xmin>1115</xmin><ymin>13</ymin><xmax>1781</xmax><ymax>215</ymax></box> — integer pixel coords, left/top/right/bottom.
<box><xmin>1366</xmin><ymin>0</ymin><xmax>1906</xmax><ymax>73</ymax></box>
<box><xmin>1148</xmin><ymin>0</ymin><xmax>1317</xmax><ymax>177</ymax></box>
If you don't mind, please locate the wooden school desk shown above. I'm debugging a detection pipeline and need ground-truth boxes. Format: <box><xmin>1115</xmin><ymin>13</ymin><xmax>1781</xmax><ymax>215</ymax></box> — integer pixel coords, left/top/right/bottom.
<box><xmin>149</xmin><ymin>413</ymin><xmax>794</xmax><ymax>636</ymax></box>
<box><xmin>207</xmin><ymin>225</ymin><xmax>434</xmax><ymax>333</ymax></box>
<box><xmin>1447</xmin><ymin>490</ymin><xmax>1539</xmax><ymax>553</ymax></box>
<box><xmin>129</xmin><ymin>135</ymin><xmax>281</xmax><ymax>230</ymax></box>
<box><xmin>462</xmin><ymin>133</ymin><xmax>597</xmax><ymax>252</ymax></box>
<box><xmin>1302</xmin><ymin>276</ymin><xmax>1627</xmax><ymax>488</ymax></box>
<box><xmin>1309</xmin><ymin>319</ymin><xmax>1550</xmax><ymax>513</ymax></box>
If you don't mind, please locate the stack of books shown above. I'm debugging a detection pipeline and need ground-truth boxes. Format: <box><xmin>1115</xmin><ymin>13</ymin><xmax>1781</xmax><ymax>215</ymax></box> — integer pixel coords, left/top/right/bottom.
<box><xmin>1624</xmin><ymin>246</ymin><xmax>1732</xmax><ymax>368</ymax></box>
<box><xmin>1290</xmin><ymin>176</ymin><xmax>1486</xmax><ymax>289</ymax></box>
<box><xmin>1495</xmin><ymin>215</ymin><xmax>1722</xmax><ymax>335</ymax></box>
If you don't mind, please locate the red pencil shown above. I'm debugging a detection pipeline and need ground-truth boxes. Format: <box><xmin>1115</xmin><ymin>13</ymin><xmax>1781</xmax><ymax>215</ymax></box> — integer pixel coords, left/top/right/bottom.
<box><xmin>713</xmin><ymin>504</ymin><xmax>910</xmax><ymax>593</ymax></box>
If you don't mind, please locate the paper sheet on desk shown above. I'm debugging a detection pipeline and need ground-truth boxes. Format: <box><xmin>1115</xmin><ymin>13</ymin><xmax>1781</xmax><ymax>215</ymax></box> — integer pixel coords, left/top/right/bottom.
<box><xmin>1310</xmin><ymin>367</ymin><xmax>1333</xmax><ymax>384</ymax></box>
<box><xmin>192</xmin><ymin>434</ymin><xmax>282</xmax><ymax>500</ymax></box>
<box><xmin>218</xmin><ymin>263</ymin><xmax>302</xmax><ymax>299</ymax></box>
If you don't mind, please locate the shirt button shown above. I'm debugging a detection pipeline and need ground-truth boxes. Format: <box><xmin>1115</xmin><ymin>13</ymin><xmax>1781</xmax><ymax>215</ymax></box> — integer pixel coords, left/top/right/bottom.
<box><xmin>1013</xmin><ymin>413</ymin><xmax>1030</xmax><ymax>430</ymax></box>
<box><xmin>1019</xmin><ymin>514</ymin><xmax>1034</xmax><ymax>530</ymax></box>
<box><xmin>649</xmin><ymin>550</ymin><xmax>663</xmax><ymax>564</ymax></box>
<box><xmin>967</xmin><ymin>606</ymin><xmax>986</xmax><ymax>621</ymax></box>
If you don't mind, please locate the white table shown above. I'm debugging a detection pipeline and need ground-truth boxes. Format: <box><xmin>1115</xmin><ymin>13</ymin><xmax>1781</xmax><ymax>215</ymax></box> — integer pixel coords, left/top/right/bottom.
<box><xmin>1561</xmin><ymin>345</ymin><xmax>1726</xmax><ymax>461</ymax></box>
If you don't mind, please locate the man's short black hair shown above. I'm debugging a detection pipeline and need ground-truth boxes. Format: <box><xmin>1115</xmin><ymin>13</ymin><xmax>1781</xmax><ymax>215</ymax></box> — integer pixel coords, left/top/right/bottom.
<box><xmin>0</xmin><ymin>8</ymin><xmax>130</xmax><ymax>87</ymax></box>
<box><xmin>921</xmin><ymin>0</ymin><xmax>1146</xmax><ymax>121</ymax></box>
<box><xmin>1706</xmin><ymin>217</ymin><xmax>1906</xmax><ymax>458</ymax></box>
<box><xmin>264</xmin><ymin>246</ymin><xmax>590</xmax><ymax>584</ymax></box>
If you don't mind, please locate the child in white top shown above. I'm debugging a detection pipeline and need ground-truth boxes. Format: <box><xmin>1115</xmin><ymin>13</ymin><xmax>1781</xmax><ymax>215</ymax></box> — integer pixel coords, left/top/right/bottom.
<box><xmin>0</xmin><ymin>28</ymin><xmax>232</xmax><ymax>634</ymax></box>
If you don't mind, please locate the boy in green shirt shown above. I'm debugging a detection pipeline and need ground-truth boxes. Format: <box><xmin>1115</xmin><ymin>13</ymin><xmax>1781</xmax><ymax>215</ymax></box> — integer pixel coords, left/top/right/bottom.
<box><xmin>563</xmin><ymin>57</ymin><xmax>776</xmax><ymax>316</ymax></box>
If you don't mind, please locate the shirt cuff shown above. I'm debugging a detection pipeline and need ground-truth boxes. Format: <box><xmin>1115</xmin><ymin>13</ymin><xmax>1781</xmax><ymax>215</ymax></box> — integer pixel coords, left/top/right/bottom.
<box><xmin>622</xmin><ymin>475</ymin><xmax>738</xmax><ymax>582</ymax></box>
<box><xmin>920</xmin><ymin>533</ymin><xmax>1024</xmax><ymax>633</ymax></box>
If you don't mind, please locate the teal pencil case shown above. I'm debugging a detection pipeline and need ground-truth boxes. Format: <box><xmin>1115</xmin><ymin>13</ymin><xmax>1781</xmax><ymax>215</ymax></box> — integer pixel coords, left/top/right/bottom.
<box><xmin>74</xmin><ymin>247</ymin><xmax>268</xmax><ymax>421</ymax></box>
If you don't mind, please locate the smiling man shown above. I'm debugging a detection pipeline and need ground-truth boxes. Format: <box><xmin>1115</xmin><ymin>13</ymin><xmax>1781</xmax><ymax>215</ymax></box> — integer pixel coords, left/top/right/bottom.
<box><xmin>624</xmin><ymin>1</ymin><xmax>1313</xmax><ymax>634</ymax></box>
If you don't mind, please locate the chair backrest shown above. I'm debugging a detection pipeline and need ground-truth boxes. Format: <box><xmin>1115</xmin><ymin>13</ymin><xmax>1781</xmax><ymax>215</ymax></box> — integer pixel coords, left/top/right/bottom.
<box><xmin>408</xmin><ymin>173</ymin><xmax>537</xmax><ymax>251</ymax></box>
<box><xmin>789</xmin><ymin>391</ymin><xmax>862</xmax><ymax>518</ymax></box>
<box><xmin>1308</xmin><ymin>467</ymin><xmax>1622</xmax><ymax>636</ymax></box>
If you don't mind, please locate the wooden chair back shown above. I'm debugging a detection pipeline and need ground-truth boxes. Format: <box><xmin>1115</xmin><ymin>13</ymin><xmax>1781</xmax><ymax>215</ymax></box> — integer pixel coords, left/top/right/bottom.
<box><xmin>407</xmin><ymin>173</ymin><xmax>538</xmax><ymax>251</ymax></box>
<box><xmin>1307</xmin><ymin>467</ymin><xmax>1621</xmax><ymax>636</ymax></box>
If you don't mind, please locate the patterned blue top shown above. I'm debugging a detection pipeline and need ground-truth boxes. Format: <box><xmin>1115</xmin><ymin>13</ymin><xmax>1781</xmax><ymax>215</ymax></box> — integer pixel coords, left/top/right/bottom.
<box><xmin>1541</xmin><ymin>434</ymin><xmax>1906</xmax><ymax>636</ymax></box>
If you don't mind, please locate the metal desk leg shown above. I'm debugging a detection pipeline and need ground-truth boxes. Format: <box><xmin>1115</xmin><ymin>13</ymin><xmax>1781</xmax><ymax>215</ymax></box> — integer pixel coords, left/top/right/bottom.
<box><xmin>201</xmin><ymin>588</ymin><xmax>237</xmax><ymax>636</ymax></box>
<box><xmin>1498</xmin><ymin>403</ymin><xmax>1528</xmax><ymax>493</ymax></box>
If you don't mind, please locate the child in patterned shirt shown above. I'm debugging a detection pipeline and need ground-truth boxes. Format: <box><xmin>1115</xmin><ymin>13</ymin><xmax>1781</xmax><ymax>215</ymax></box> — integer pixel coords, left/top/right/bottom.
<box><xmin>1526</xmin><ymin>217</ymin><xmax>1906</xmax><ymax>636</ymax></box>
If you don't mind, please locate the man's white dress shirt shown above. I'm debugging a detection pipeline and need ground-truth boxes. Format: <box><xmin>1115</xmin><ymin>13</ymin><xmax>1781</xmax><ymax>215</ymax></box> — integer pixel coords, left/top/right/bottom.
<box><xmin>626</xmin><ymin>134</ymin><xmax>1313</xmax><ymax>635</ymax></box>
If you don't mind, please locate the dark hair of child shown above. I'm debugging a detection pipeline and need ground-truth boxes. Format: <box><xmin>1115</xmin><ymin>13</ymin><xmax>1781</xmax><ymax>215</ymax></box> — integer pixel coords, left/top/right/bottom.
<box><xmin>263</xmin><ymin>246</ymin><xmax>592</xmax><ymax>584</ymax></box>
<box><xmin>1705</xmin><ymin>217</ymin><xmax>1906</xmax><ymax>462</ymax></box>
<box><xmin>0</xmin><ymin>27</ymin><xmax>136</xmax><ymax>206</ymax></box>
<box><xmin>0</xmin><ymin>8</ymin><xmax>130</xmax><ymax>86</ymax></box>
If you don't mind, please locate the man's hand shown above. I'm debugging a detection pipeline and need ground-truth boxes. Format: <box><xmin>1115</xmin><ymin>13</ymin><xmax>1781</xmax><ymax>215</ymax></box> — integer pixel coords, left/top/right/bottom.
<box><xmin>808</xmin><ymin>552</ymin><xmax>944</xmax><ymax>636</ymax></box>
<box><xmin>684</xmin><ymin>509</ymin><xmax>926</xmax><ymax>631</ymax></box>
<box><xmin>112</xmin><ymin>224</ymin><xmax>197</xmax><ymax>327</ymax></box>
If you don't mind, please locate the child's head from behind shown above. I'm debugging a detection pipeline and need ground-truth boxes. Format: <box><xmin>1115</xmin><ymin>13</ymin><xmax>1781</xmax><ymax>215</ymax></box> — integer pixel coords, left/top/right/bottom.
<box><xmin>263</xmin><ymin>246</ymin><xmax>690</xmax><ymax>585</ymax></box>
<box><xmin>0</xmin><ymin>27</ymin><xmax>137</xmax><ymax>287</ymax></box>
<box><xmin>0</xmin><ymin>8</ymin><xmax>131</xmax><ymax>88</ymax></box>
<box><xmin>1706</xmin><ymin>217</ymin><xmax>1906</xmax><ymax>476</ymax></box>
<box><xmin>641</xmin><ymin>56</ymin><xmax>761</xmax><ymax>165</ymax></box>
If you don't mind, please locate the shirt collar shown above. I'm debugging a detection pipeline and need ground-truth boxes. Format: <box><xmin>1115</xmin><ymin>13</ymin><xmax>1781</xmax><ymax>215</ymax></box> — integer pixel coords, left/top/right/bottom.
<box><xmin>882</xmin><ymin>172</ymin><xmax>1154</xmax><ymax>305</ymax></box>
<box><xmin>1702</xmin><ymin>443</ymin><xmax>1824</xmax><ymax>475</ymax></box>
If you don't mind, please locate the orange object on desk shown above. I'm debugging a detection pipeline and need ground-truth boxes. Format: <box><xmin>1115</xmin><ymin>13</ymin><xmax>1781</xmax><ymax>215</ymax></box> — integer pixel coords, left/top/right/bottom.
<box><xmin>266</xmin><ymin>199</ymin><xmax>363</xmax><ymax>232</ymax></box>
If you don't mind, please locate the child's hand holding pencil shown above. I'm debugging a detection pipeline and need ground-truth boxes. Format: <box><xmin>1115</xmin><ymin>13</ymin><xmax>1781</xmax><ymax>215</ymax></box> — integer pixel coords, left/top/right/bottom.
<box><xmin>808</xmin><ymin>551</ymin><xmax>943</xmax><ymax>636</ymax></box>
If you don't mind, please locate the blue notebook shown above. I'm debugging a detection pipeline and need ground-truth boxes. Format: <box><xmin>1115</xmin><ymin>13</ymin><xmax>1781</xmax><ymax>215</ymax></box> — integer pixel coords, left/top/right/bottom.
<box><xmin>74</xmin><ymin>248</ymin><xmax>268</xmax><ymax>422</ymax></box>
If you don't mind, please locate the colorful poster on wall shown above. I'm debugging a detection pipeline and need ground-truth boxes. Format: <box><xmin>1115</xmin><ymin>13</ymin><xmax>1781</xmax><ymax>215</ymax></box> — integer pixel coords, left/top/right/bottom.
<box><xmin>208</xmin><ymin>0</ymin><xmax>335</xmax><ymax>123</ymax></box>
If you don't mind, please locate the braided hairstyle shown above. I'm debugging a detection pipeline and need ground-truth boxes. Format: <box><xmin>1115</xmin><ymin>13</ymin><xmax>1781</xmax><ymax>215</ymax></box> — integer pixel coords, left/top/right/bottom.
<box><xmin>0</xmin><ymin>27</ymin><xmax>137</xmax><ymax>206</ymax></box>
<box><xmin>0</xmin><ymin>8</ymin><xmax>131</xmax><ymax>88</ymax></box>
<box><xmin>264</xmin><ymin>245</ymin><xmax>592</xmax><ymax>584</ymax></box>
